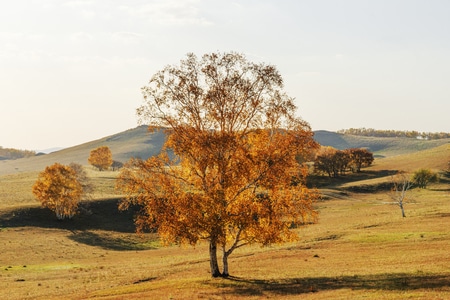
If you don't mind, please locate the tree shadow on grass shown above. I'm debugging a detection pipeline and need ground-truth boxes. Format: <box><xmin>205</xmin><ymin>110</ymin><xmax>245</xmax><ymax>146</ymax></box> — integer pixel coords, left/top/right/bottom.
<box><xmin>308</xmin><ymin>170</ymin><xmax>398</xmax><ymax>190</ymax></box>
<box><xmin>0</xmin><ymin>198</ymin><xmax>137</xmax><ymax>233</ymax></box>
<box><xmin>210</xmin><ymin>273</ymin><xmax>450</xmax><ymax>297</ymax></box>
<box><xmin>68</xmin><ymin>230</ymin><xmax>158</xmax><ymax>251</ymax></box>
<box><xmin>0</xmin><ymin>198</ymin><xmax>160</xmax><ymax>251</ymax></box>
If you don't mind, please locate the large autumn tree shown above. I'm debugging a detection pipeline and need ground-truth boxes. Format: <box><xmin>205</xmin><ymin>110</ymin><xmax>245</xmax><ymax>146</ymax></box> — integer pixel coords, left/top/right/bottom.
<box><xmin>117</xmin><ymin>52</ymin><xmax>320</xmax><ymax>277</ymax></box>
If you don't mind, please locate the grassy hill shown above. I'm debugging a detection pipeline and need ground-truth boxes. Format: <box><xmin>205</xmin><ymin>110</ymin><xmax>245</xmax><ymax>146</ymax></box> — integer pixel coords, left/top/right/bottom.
<box><xmin>2</xmin><ymin>127</ymin><xmax>448</xmax><ymax>177</ymax></box>
<box><xmin>370</xmin><ymin>143</ymin><xmax>449</xmax><ymax>172</ymax></box>
<box><xmin>314</xmin><ymin>130</ymin><xmax>450</xmax><ymax>157</ymax></box>
<box><xmin>0</xmin><ymin>126</ymin><xmax>165</xmax><ymax>176</ymax></box>
<box><xmin>332</xmin><ymin>143</ymin><xmax>450</xmax><ymax>192</ymax></box>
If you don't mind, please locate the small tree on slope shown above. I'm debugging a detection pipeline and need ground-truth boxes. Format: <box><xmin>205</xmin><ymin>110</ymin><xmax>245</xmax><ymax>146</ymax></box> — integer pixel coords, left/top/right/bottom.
<box><xmin>390</xmin><ymin>172</ymin><xmax>412</xmax><ymax>218</ymax></box>
<box><xmin>32</xmin><ymin>163</ymin><xmax>84</xmax><ymax>220</ymax></box>
<box><xmin>88</xmin><ymin>146</ymin><xmax>113</xmax><ymax>171</ymax></box>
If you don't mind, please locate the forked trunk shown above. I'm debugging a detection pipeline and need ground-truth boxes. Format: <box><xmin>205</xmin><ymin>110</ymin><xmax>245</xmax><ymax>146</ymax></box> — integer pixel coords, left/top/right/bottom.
<box><xmin>209</xmin><ymin>239</ymin><xmax>221</xmax><ymax>277</ymax></box>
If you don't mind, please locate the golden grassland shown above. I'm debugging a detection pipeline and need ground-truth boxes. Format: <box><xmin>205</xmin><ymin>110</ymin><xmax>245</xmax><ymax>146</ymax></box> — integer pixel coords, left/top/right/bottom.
<box><xmin>0</xmin><ymin>143</ymin><xmax>449</xmax><ymax>299</ymax></box>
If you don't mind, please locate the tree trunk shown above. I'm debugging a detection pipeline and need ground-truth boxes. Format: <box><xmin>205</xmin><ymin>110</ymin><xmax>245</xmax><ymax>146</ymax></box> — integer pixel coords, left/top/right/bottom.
<box><xmin>222</xmin><ymin>251</ymin><xmax>230</xmax><ymax>278</ymax></box>
<box><xmin>399</xmin><ymin>203</ymin><xmax>406</xmax><ymax>218</ymax></box>
<box><xmin>209</xmin><ymin>239</ymin><xmax>221</xmax><ymax>277</ymax></box>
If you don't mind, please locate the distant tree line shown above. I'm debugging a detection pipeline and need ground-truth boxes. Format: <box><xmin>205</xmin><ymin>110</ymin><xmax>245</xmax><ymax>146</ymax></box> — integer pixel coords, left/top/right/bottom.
<box><xmin>337</xmin><ymin>128</ymin><xmax>450</xmax><ymax>140</ymax></box>
<box><xmin>0</xmin><ymin>146</ymin><xmax>36</xmax><ymax>160</ymax></box>
<box><xmin>314</xmin><ymin>147</ymin><xmax>374</xmax><ymax>177</ymax></box>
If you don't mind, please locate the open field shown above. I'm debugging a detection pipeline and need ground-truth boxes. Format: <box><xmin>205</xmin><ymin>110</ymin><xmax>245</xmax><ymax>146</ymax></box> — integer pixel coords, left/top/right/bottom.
<box><xmin>0</xmin><ymin>182</ymin><xmax>449</xmax><ymax>299</ymax></box>
<box><xmin>0</xmin><ymin>131</ymin><xmax>449</xmax><ymax>299</ymax></box>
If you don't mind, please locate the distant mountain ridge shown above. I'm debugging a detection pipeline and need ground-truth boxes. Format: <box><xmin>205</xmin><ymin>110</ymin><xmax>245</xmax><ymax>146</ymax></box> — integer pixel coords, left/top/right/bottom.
<box><xmin>0</xmin><ymin>126</ymin><xmax>448</xmax><ymax>176</ymax></box>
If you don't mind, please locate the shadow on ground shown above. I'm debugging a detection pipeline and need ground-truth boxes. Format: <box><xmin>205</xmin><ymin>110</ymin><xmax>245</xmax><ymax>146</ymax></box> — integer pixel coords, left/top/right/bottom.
<box><xmin>0</xmin><ymin>198</ymin><xmax>160</xmax><ymax>251</ymax></box>
<box><xmin>68</xmin><ymin>230</ymin><xmax>158</xmax><ymax>251</ymax></box>
<box><xmin>308</xmin><ymin>170</ymin><xmax>398</xmax><ymax>190</ymax></box>
<box><xmin>0</xmin><ymin>198</ymin><xmax>137</xmax><ymax>233</ymax></box>
<box><xmin>210</xmin><ymin>272</ymin><xmax>450</xmax><ymax>296</ymax></box>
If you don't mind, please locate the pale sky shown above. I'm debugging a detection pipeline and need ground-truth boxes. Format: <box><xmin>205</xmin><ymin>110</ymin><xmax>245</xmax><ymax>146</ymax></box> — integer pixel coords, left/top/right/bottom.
<box><xmin>1</xmin><ymin>0</ymin><xmax>449</xmax><ymax>150</ymax></box>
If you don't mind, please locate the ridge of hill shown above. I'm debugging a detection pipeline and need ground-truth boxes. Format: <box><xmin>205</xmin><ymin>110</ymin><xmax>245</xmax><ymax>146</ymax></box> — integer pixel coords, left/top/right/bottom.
<box><xmin>1</xmin><ymin>127</ymin><xmax>448</xmax><ymax>176</ymax></box>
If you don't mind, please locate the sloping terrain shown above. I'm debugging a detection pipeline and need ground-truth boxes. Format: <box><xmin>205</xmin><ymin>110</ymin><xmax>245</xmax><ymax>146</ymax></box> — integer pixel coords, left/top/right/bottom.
<box><xmin>0</xmin><ymin>126</ymin><xmax>165</xmax><ymax>176</ymax></box>
<box><xmin>335</xmin><ymin>143</ymin><xmax>449</xmax><ymax>191</ymax></box>
<box><xmin>314</xmin><ymin>130</ymin><xmax>450</xmax><ymax>157</ymax></box>
<box><xmin>370</xmin><ymin>143</ymin><xmax>449</xmax><ymax>172</ymax></box>
<box><xmin>1</xmin><ymin>127</ymin><xmax>448</xmax><ymax>176</ymax></box>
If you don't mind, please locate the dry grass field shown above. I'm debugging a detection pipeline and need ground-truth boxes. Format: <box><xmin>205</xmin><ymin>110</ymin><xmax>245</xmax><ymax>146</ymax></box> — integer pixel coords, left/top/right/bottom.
<box><xmin>0</xmin><ymin>137</ymin><xmax>449</xmax><ymax>299</ymax></box>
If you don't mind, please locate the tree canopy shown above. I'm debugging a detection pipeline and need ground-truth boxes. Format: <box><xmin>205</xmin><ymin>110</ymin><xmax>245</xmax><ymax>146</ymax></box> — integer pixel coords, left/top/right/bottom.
<box><xmin>32</xmin><ymin>163</ymin><xmax>84</xmax><ymax>220</ymax></box>
<box><xmin>88</xmin><ymin>146</ymin><xmax>113</xmax><ymax>171</ymax></box>
<box><xmin>117</xmin><ymin>52</ymin><xmax>319</xmax><ymax>277</ymax></box>
<box><xmin>314</xmin><ymin>147</ymin><xmax>374</xmax><ymax>177</ymax></box>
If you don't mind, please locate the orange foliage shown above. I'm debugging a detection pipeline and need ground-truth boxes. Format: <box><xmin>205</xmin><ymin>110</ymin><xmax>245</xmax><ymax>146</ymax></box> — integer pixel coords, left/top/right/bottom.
<box><xmin>32</xmin><ymin>163</ymin><xmax>83</xmax><ymax>220</ymax></box>
<box><xmin>88</xmin><ymin>146</ymin><xmax>113</xmax><ymax>171</ymax></box>
<box><xmin>117</xmin><ymin>52</ymin><xmax>320</xmax><ymax>277</ymax></box>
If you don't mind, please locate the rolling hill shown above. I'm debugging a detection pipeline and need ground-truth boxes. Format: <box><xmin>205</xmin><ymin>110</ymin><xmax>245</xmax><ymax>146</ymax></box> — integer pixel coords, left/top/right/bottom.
<box><xmin>314</xmin><ymin>130</ymin><xmax>450</xmax><ymax>157</ymax></box>
<box><xmin>0</xmin><ymin>126</ymin><xmax>165</xmax><ymax>176</ymax></box>
<box><xmin>0</xmin><ymin>127</ymin><xmax>448</xmax><ymax>176</ymax></box>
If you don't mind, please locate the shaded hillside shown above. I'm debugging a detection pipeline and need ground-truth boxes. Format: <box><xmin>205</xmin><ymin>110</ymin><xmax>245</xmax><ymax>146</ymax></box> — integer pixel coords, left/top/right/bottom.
<box><xmin>314</xmin><ymin>130</ymin><xmax>450</xmax><ymax>157</ymax></box>
<box><xmin>0</xmin><ymin>126</ymin><xmax>165</xmax><ymax>175</ymax></box>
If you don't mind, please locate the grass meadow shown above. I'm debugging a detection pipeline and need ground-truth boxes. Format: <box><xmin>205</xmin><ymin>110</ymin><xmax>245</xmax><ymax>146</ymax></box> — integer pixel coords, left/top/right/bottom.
<box><xmin>0</xmin><ymin>143</ymin><xmax>449</xmax><ymax>299</ymax></box>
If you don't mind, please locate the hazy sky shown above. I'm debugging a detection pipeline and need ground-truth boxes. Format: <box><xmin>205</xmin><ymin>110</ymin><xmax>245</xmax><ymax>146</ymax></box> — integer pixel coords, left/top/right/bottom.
<box><xmin>1</xmin><ymin>0</ymin><xmax>449</xmax><ymax>150</ymax></box>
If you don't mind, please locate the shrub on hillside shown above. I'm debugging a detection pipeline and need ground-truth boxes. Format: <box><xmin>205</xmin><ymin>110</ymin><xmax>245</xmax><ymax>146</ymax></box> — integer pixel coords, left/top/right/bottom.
<box><xmin>412</xmin><ymin>168</ymin><xmax>438</xmax><ymax>189</ymax></box>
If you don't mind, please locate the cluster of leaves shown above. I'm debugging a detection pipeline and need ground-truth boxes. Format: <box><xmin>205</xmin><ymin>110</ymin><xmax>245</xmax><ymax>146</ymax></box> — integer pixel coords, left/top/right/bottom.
<box><xmin>337</xmin><ymin>128</ymin><xmax>450</xmax><ymax>140</ymax></box>
<box><xmin>314</xmin><ymin>147</ymin><xmax>374</xmax><ymax>177</ymax></box>
<box><xmin>0</xmin><ymin>146</ymin><xmax>36</xmax><ymax>160</ymax></box>
<box><xmin>88</xmin><ymin>146</ymin><xmax>113</xmax><ymax>171</ymax></box>
<box><xmin>117</xmin><ymin>52</ymin><xmax>320</xmax><ymax>277</ymax></box>
<box><xmin>32</xmin><ymin>163</ymin><xmax>91</xmax><ymax>220</ymax></box>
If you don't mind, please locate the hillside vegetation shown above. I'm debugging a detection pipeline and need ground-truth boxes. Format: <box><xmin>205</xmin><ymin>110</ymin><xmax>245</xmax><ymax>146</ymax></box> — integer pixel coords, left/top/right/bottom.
<box><xmin>0</xmin><ymin>147</ymin><xmax>36</xmax><ymax>161</ymax></box>
<box><xmin>337</xmin><ymin>127</ymin><xmax>450</xmax><ymax>139</ymax></box>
